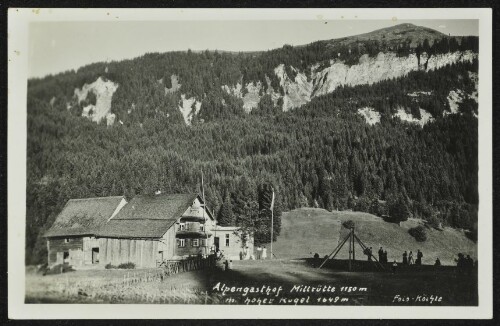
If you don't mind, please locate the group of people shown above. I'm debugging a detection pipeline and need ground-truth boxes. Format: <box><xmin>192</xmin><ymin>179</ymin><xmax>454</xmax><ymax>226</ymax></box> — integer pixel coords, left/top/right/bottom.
<box><xmin>377</xmin><ymin>247</ymin><xmax>389</xmax><ymax>263</ymax></box>
<box><xmin>456</xmin><ymin>253</ymin><xmax>476</xmax><ymax>274</ymax></box>
<box><xmin>255</xmin><ymin>245</ymin><xmax>268</xmax><ymax>260</ymax></box>
<box><xmin>402</xmin><ymin>249</ymin><xmax>424</xmax><ymax>265</ymax></box>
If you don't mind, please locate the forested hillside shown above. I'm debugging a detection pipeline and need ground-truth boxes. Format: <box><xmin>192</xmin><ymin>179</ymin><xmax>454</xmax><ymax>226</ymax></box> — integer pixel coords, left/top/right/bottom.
<box><xmin>26</xmin><ymin>24</ymin><xmax>479</xmax><ymax>264</ymax></box>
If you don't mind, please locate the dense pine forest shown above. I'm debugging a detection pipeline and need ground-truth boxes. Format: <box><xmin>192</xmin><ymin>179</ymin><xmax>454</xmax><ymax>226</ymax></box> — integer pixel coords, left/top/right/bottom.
<box><xmin>26</xmin><ymin>24</ymin><xmax>479</xmax><ymax>264</ymax></box>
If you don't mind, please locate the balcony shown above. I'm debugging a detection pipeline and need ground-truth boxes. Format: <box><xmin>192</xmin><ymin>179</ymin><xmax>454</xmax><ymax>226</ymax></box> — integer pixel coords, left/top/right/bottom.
<box><xmin>180</xmin><ymin>207</ymin><xmax>209</xmax><ymax>223</ymax></box>
<box><xmin>176</xmin><ymin>221</ymin><xmax>212</xmax><ymax>239</ymax></box>
<box><xmin>179</xmin><ymin>215</ymin><xmax>207</xmax><ymax>223</ymax></box>
<box><xmin>176</xmin><ymin>230</ymin><xmax>212</xmax><ymax>239</ymax></box>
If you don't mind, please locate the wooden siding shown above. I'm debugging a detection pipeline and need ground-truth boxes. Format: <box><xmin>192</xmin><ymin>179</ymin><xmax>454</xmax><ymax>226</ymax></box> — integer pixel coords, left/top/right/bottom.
<box><xmin>99</xmin><ymin>238</ymin><xmax>159</xmax><ymax>268</ymax></box>
<box><xmin>159</xmin><ymin>226</ymin><xmax>176</xmax><ymax>260</ymax></box>
<box><xmin>48</xmin><ymin>237</ymin><xmax>84</xmax><ymax>266</ymax></box>
<box><xmin>82</xmin><ymin>237</ymin><xmax>100</xmax><ymax>265</ymax></box>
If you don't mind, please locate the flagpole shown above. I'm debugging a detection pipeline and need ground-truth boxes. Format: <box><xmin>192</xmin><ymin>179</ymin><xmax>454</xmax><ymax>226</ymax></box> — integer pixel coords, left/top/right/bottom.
<box><xmin>201</xmin><ymin>170</ymin><xmax>207</xmax><ymax>256</ymax></box>
<box><xmin>270</xmin><ymin>189</ymin><xmax>274</xmax><ymax>260</ymax></box>
<box><xmin>270</xmin><ymin>207</ymin><xmax>274</xmax><ymax>260</ymax></box>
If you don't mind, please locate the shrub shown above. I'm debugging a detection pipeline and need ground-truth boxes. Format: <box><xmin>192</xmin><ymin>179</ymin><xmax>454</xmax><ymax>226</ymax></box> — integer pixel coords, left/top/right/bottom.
<box><xmin>117</xmin><ymin>262</ymin><xmax>135</xmax><ymax>269</ymax></box>
<box><xmin>342</xmin><ymin>220</ymin><xmax>355</xmax><ymax>229</ymax></box>
<box><xmin>426</xmin><ymin>214</ymin><xmax>442</xmax><ymax>230</ymax></box>
<box><xmin>409</xmin><ymin>226</ymin><xmax>427</xmax><ymax>242</ymax></box>
<box><xmin>105</xmin><ymin>263</ymin><xmax>116</xmax><ymax>269</ymax></box>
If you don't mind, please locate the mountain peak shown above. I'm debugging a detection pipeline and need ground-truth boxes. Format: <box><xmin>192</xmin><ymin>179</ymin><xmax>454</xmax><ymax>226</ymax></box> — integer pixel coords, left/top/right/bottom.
<box><xmin>345</xmin><ymin>23</ymin><xmax>447</xmax><ymax>47</ymax></box>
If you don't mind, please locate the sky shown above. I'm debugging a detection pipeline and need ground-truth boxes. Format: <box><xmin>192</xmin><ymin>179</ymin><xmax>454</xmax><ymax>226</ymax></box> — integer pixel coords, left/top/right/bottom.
<box><xmin>28</xmin><ymin>19</ymin><xmax>479</xmax><ymax>79</ymax></box>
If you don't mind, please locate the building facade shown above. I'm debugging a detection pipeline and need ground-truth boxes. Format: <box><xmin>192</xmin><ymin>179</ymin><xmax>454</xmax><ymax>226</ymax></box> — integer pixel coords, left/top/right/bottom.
<box><xmin>44</xmin><ymin>193</ymin><xmax>253</xmax><ymax>269</ymax></box>
<box><xmin>44</xmin><ymin>196</ymin><xmax>127</xmax><ymax>267</ymax></box>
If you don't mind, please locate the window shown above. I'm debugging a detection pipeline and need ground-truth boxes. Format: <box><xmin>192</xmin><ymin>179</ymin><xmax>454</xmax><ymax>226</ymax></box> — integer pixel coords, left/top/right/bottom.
<box><xmin>201</xmin><ymin>239</ymin><xmax>207</xmax><ymax>247</ymax></box>
<box><xmin>225</xmin><ymin>234</ymin><xmax>230</xmax><ymax>247</ymax></box>
<box><xmin>64</xmin><ymin>238</ymin><xmax>70</xmax><ymax>243</ymax></box>
<box><xmin>192</xmin><ymin>239</ymin><xmax>199</xmax><ymax>247</ymax></box>
<box><xmin>179</xmin><ymin>223</ymin><xmax>185</xmax><ymax>231</ymax></box>
<box><xmin>177</xmin><ymin>239</ymin><xmax>186</xmax><ymax>247</ymax></box>
<box><xmin>200</xmin><ymin>224</ymin><xmax>205</xmax><ymax>232</ymax></box>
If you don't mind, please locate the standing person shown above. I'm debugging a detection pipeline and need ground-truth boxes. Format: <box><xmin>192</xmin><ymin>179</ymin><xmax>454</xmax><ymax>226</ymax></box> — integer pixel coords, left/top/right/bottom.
<box><xmin>392</xmin><ymin>260</ymin><xmax>398</xmax><ymax>274</ymax></box>
<box><xmin>364</xmin><ymin>247</ymin><xmax>372</xmax><ymax>261</ymax></box>
<box><xmin>466</xmin><ymin>255</ymin><xmax>473</xmax><ymax>275</ymax></box>
<box><xmin>455</xmin><ymin>253</ymin><xmax>464</xmax><ymax>273</ymax></box>
<box><xmin>262</xmin><ymin>246</ymin><xmax>267</xmax><ymax>260</ymax></box>
<box><xmin>383</xmin><ymin>250</ymin><xmax>388</xmax><ymax>263</ymax></box>
<box><xmin>256</xmin><ymin>246</ymin><xmax>262</xmax><ymax>260</ymax></box>
<box><xmin>408</xmin><ymin>251</ymin><xmax>414</xmax><ymax>265</ymax></box>
<box><xmin>403</xmin><ymin>251</ymin><xmax>408</xmax><ymax>265</ymax></box>
<box><xmin>378</xmin><ymin>247</ymin><xmax>384</xmax><ymax>262</ymax></box>
<box><xmin>416</xmin><ymin>250</ymin><xmax>423</xmax><ymax>265</ymax></box>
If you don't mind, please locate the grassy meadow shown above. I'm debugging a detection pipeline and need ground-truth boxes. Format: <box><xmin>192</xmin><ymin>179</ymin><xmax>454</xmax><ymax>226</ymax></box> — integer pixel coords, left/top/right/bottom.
<box><xmin>272</xmin><ymin>208</ymin><xmax>477</xmax><ymax>266</ymax></box>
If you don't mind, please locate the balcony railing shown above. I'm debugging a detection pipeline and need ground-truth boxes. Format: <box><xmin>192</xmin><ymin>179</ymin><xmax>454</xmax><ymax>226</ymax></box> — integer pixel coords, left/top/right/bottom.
<box><xmin>179</xmin><ymin>215</ymin><xmax>206</xmax><ymax>223</ymax></box>
<box><xmin>176</xmin><ymin>230</ymin><xmax>212</xmax><ymax>239</ymax></box>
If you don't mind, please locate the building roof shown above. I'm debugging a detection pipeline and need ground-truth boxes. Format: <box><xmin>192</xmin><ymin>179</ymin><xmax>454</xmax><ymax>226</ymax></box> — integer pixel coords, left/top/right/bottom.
<box><xmin>97</xmin><ymin>219</ymin><xmax>173</xmax><ymax>238</ymax></box>
<box><xmin>97</xmin><ymin>193</ymin><xmax>201</xmax><ymax>238</ymax></box>
<box><xmin>112</xmin><ymin>193</ymin><xmax>198</xmax><ymax>220</ymax></box>
<box><xmin>44</xmin><ymin>196</ymin><xmax>124</xmax><ymax>237</ymax></box>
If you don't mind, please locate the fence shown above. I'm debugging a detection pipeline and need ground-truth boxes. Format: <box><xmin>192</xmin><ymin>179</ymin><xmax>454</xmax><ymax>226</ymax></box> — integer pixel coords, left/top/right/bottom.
<box><xmin>163</xmin><ymin>255</ymin><xmax>216</xmax><ymax>276</ymax></box>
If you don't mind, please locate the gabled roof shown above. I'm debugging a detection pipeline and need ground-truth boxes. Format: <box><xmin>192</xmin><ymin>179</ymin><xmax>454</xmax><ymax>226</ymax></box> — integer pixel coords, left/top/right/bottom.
<box><xmin>44</xmin><ymin>196</ymin><xmax>125</xmax><ymax>238</ymax></box>
<box><xmin>112</xmin><ymin>193</ymin><xmax>198</xmax><ymax>220</ymax></box>
<box><xmin>97</xmin><ymin>220</ymin><xmax>173</xmax><ymax>238</ymax></box>
<box><xmin>97</xmin><ymin>193</ymin><xmax>203</xmax><ymax>238</ymax></box>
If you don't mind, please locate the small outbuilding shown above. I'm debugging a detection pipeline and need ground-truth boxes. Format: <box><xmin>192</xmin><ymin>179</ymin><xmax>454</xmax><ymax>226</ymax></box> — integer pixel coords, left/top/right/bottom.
<box><xmin>44</xmin><ymin>196</ymin><xmax>127</xmax><ymax>267</ymax></box>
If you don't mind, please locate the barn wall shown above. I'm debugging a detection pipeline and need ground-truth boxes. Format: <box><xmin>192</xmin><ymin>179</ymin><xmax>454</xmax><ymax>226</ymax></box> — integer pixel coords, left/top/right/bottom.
<box><xmin>47</xmin><ymin>237</ymin><xmax>84</xmax><ymax>266</ymax></box>
<box><xmin>98</xmin><ymin>238</ymin><xmax>160</xmax><ymax>268</ymax></box>
<box><xmin>82</xmin><ymin>236</ymin><xmax>100</xmax><ymax>265</ymax></box>
<box><xmin>159</xmin><ymin>226</ymin><xmax>176</xmax><ymax>260</ymax></box>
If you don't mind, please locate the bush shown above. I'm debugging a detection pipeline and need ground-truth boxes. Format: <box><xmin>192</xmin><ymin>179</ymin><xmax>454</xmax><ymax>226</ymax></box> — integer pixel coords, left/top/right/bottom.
<box><xmin>408</xmin><ymin>226</ymin><xmax>427</xmax><ymax>242</ymax></box>
<box><xmin>117</xmin><ymin>262</ymin><xmax>135</xmax><ymax>269</ymax></box>
<box><xmin>426</xmin><ymin>214</ymin><xmax>442</xmax><ymax>230</ymax></box>
<box><xmin>342</xmin><ymin>220</ymin><xmax>355</xmax><ymax>229</ymax></box>
<box><xmin>105</xmin><ymin>263</ymin><xmax>116</xmax><ymax>269</ymax></box>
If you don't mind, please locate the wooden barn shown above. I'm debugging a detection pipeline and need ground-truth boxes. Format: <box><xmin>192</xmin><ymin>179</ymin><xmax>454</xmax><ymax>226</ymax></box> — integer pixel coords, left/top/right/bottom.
<box><xmin>96</xmin><ymin>193</ymin><xmax>215</xmax><ymax>268</ymax></box>
<box><xmin>44</xmin><ymin>193</ymin><xmax>253</xmax><ymax>269</ymax></box>
<box><xmin>43</xmin><ymin>196</ymin><xmax>127</xmax><ymax>267</ymax></box>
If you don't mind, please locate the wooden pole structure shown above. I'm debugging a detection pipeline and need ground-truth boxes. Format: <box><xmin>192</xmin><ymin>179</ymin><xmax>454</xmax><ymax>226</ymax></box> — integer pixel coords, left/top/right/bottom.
<box><xmin>318</xmin><ymin>231</ymin><xmax>351</xmax><ymax>269</ymax></box>
<box><xmin>352</xmin><ymin>227</ymin><xmax>355</xmax><ymax>261</ymax></box>
<box><xmin>348</xmin><ymin>228</ymin><xmax>352</xmax><ymax>271</ymax></box>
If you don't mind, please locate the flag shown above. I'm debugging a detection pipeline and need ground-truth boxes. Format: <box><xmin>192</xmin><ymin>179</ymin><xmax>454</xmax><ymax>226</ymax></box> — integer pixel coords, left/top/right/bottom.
<box><xmin>270</xmin><ymin>191</ymin><xmax>275</xmax><ymax>211</ymax></box>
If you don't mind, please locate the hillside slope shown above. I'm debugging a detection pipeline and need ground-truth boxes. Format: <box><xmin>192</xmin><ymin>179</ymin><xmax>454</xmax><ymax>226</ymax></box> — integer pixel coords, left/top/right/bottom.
<box><xmin>271</xmin><ymin>208</ymin><xmax>476</xmax><ymax>266</ymax></box>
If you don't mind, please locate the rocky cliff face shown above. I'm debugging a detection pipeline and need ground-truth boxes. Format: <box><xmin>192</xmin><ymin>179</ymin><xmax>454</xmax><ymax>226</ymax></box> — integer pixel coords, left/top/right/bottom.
<box><xmin>223</xmin><ymin>50</ymin><xmax>477</xmax><ymax>113</ymax></box>
<box><xmin>72</xmin><ymin>51</ymin><xmax>477</xmax><ymax>126</ymax></box>
<box><xmin>74</xmin><ymin>77</ymin><xmax>119</xmax><ymax>126</ymax></box>
<box><xmin>179</xmin><ymin>94</ymin><xmax>201</xmax><ymax>125</ymax></box>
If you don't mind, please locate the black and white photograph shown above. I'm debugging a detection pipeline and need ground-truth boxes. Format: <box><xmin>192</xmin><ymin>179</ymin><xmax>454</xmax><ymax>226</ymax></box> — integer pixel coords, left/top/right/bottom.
<box><xmin>7</xmin><ymin>8</ymin><xmax>493</xmax><ymax>319</ymax></box>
